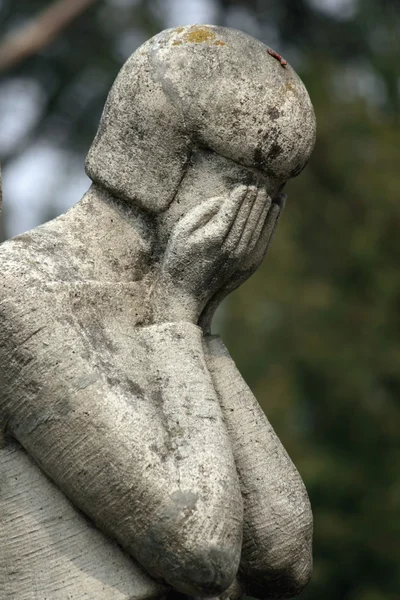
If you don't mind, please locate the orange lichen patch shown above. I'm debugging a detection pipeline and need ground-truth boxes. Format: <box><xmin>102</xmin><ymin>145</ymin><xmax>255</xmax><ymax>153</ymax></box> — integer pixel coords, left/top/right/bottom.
<box><xmin>183</xmin><ymin>25</ymin><xmax>216</xmax><ymax>44</ymax></box>
<box><xmin>172</xmin><ymin>41</ymin><xmax>183</xmax><ymax>46</ymax></box>
<box><xmin>175</xmin><ymin>27</ymin><xmax>184</xmax><ymax>33</ymax></box>
<box><xmin>214</xmin><ymin>40</ymin><xmax>226</xmax><ymax>46</ymax></box>
<box><xmin>284</xmin><ymin>81</ymin><xmax>300</xmax><ymax>100</ymax></box>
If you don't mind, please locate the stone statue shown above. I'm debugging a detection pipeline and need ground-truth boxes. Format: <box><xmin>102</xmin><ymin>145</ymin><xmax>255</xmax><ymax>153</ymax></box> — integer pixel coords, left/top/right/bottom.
<box><xmin>0</xmin><ymin>25</ymin><xmax>316</xmax><ymax>600</ymax></box>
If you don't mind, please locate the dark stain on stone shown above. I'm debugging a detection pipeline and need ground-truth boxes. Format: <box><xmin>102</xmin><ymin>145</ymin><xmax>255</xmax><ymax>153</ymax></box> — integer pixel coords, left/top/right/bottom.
<box><xmin>13</xmin><ymin>234</ymin><xmax>34</xmax><ymax>246</ymax></box>
<box><xmin>225</xmin><ymin>168</ymin><xmax>257</xmax><ymax>188</ymax></box>
<box><xmin>126</xmin><ymin>379</ymin><xmax>145</xmax><ymax>398</ymax></box>
<box><xmin>267</xmin><ymin>142</ymin><xmax>283</xmax><ymax>161</ymax></box>
<box><xmin>268</xmin><ymin>106</ymin><xmax>280</xmax><ymax>120</ymax></box>
<box><xmin>172</xmin><ymin>330</ymin><xmax>184</xmax><ymax>342</ymax></box>
<box><xmin>254</xmin><ymin>144</ymin><xmax>265</xmax><ymax>170</ymax></box>
<box><xmin>105</xmin><ymin>374</ymin><xmax>145</xmax><ymax>400</ymax></box>
<box><xmin>85</xmin><ymin>323</ymin><xmax>118</xmax><ymax>354</ymax></box>
<box><xmin>151</xmin><ymin>389</ymin><xmax>164</xmax><ymax>407</ymax></box>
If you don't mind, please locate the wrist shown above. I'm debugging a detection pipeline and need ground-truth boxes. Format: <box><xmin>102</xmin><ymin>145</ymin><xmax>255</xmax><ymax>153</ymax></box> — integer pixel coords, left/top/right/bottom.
<box><xmin>151</xmin><ymin>282</ymin><xmax>199</xmax><ymax>325</ymax></box>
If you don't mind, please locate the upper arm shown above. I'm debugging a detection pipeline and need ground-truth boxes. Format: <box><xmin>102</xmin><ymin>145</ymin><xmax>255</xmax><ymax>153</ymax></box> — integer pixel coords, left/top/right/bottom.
<box><xmin>1</xmin><ymin>280</ymin><xmax>243</xmax><ymax>596</ymax></box>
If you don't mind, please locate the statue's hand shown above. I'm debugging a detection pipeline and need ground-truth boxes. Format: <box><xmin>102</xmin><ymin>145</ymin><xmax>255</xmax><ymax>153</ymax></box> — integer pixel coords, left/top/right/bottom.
<box><xmin>199</xmin><ymin>192</ymin><xmax>286</xmax><ymax>333</ymax></box>
<box><xmin>152</xmin><ymin>185</ymin><xmax>268</xmax><ymax>324</ymax></box>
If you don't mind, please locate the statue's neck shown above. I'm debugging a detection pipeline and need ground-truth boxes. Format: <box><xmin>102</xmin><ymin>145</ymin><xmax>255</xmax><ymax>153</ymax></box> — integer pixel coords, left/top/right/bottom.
<box><xmin>67</xmin><ymin>184</ymin><xmax>157</xmax><ymax>283</ymax></box>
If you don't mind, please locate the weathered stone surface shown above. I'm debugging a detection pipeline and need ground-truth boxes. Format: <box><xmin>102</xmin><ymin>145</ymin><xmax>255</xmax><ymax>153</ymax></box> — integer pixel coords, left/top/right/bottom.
<box><xmin>1</xmin><ymin>441</ymin><xmax>166</xmax><ymax>600</ymax></box>
<box><xmin>0</xmin><ymin>24</ymin><xmax>316</xmax><ymax>600</ymax></box>
<box><xmin>204</xmin><ymin>336</ymin><xmax>313</xmax><ymax>599</ymax></box>
<box><xmin>86</xmin><ymin>25</ymin><xmax>315</xmax><ymax>213</ymax></box>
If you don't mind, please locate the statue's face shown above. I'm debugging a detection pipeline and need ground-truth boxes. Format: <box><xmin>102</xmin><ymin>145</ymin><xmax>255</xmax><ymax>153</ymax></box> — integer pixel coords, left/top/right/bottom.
<box><xmin>157</xmin><ymin>147</ymin><xmax>285</xmax><ymax>248</ymax></box>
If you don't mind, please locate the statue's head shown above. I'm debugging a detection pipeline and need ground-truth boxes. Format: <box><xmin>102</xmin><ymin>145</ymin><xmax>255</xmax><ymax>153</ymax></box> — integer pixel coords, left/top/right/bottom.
<box><xmin>86</xmin><ymin>25</ymin><xmax>316</xmax><ymax>214</ymax></box>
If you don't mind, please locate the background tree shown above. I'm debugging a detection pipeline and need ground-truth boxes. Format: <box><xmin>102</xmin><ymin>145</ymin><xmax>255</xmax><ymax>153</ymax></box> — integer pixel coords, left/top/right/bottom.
<box><xmin>1</xmin><ymin>1</ymin><xmax>399</xmax><ymax>599</ymax></box>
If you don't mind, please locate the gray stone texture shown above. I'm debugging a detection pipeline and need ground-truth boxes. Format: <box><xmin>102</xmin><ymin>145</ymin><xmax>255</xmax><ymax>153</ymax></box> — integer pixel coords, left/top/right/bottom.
<box><xmin>0</xmin><ymin>25</ymin><xmax>316</xmax><ymax>600</ymax></box>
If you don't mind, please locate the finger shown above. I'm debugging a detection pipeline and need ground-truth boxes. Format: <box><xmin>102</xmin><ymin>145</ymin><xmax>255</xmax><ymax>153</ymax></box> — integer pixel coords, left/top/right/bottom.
<box><xmin>247</xmin><ymin>201</ymin><xmax>270</xmax><ymax>255</ymax></box>
<box><xmin>173</xmin><ymin>196</ymin><xmax>222</xmax><ymax>239</ymax></box>
<box><xmin>196</xmin><ymin>184</ymin><xmax>251</xmax><ymax>244</ymax></box>
<box><xmin>249</xmin><ymin>192</ymin><xmax>286</xmax><ymax>264</ymax></box>
<box><xmin>246</xmin><ymin>189</ymin><xmax>275</xmax><ymax>254</ymax></box>
<box><xmin>262</xmin><ymin>192</ymin><xmax>286</xmax><ymax>252</ymax></box>
<box><xmin>204</xmin><ymin>184</ymin><xmax>249</xmax><ymax>237</ymax></box>
<box><xmin>220</xmin><ymin>185</ymin><xmax>257</xmax><ymax>250</ymax></box>
<box><xmin>237</xmin><ymin>189</ymin><xmax>271</xmax><ymax>254</ymax></box>
<box><xmin>199</xmin><ymin>194</ymin><xmax>286</xmax><ymax>334</ymax></box>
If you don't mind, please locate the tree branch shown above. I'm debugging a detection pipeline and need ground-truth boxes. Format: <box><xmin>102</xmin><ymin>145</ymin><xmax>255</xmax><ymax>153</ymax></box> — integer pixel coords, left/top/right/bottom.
<box><xmin>0</xmin><ymin>0</ymin><xmax>98</xmax><ymax>72</ymax></box>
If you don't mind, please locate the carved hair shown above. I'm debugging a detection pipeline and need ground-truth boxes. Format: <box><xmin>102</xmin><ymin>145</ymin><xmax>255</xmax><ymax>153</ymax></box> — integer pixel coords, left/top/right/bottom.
<box><xmin>86</xmin><ymin>25</ymin><xmax>316</xmax><ymax>213</ymax></box>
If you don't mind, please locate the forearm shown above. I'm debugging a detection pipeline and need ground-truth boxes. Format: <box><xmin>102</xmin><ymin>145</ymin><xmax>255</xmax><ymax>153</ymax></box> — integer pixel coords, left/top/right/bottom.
<box><xmin>203</xmin><ymin>334</ymin><xmax>312</xmax><ymax>598</ymax></box>
<box><xmin>2</xmin><ymin>285</ymin><xmax>242</xmax><ymax>596</ymax></box>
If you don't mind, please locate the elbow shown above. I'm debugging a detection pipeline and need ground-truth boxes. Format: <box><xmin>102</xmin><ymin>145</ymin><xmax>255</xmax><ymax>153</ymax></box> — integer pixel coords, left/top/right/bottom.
<box><xmin>285</xmin><ymin>556</ymin><xmax>313</xmax><ymax>598</ymax></box>
<box><xmin>243</xmin><ymin>542</ymin><xmax>313</xmax><ymax>600</ymax></box>
<box><xmin>131</xmin><ymin>510</ymin><xmax>242</xmax><ymax>597</ymax></box>
<box><xmin>241</xmin><ymin>511</ymin><xmax>313</xmax><ymax>599</ymax></box>
<box><xmin>273</xmin><ymin>548</ymin><xmax>313</xmax><ymax>599</ymax></box>
<box><xmin>135</xmin><ymin>535</ymin><xmax>241</xmax><ymax>597</ymax></box>
<box><xmin>167</xmin><ymin>542</ymin><xmax>241</xmax><ymax>597</ymax></box>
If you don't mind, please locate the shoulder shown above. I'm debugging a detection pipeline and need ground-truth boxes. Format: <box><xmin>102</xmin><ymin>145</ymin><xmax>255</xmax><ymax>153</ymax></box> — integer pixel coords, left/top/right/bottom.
<box><xmin>0</xmin><ymin>223</ymin><xmax>68</xmax><ymax>347</ymax></box>
<box><xmin>0</xmin><ymin>216</ymin><xmax>77</xmax><ymax>291</ymax></box>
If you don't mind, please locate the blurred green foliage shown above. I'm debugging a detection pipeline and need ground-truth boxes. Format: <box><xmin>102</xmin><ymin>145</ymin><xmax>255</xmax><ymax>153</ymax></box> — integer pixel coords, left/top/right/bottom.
<box><xmin>1</xmin><ymin>1</ymin><xmax>399</xmax><ymax>598</ymax></box>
